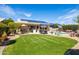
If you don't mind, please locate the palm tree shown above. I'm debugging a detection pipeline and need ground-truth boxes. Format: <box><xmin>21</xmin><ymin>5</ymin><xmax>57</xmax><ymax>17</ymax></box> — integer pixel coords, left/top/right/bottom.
<box><xmin>74</xmin><ymin>16</ymin><xmax>79</xmax><ymax>34</ymax></box>
<box><xmin>75</xmin><ymin>16</ymin><xmax>79</xmax><ymax>30</ymax></box>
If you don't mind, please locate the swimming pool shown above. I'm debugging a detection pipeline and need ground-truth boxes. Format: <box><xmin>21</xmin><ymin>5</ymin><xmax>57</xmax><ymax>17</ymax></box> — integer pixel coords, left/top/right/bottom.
<box><xmin>53</xmin><ymin>31</ymin><xmax>69</xmax><ymax>37</ymax></box>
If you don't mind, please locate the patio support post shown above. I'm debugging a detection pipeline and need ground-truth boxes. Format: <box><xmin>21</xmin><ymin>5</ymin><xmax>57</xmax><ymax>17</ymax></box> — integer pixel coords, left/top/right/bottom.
<box><xmin>47</xmin><ymin>23</ymin><xmax>51</xmax><ymax>34</ymax></box>
<box><xmin>28</xmin><ymin>25</ymin><xmax>30</xmax><ymax>33</ymax></box>
<box><xmin>37</xmin><ymin>25</ymin><xmax>40</xmax><ymax>34</ymax></box>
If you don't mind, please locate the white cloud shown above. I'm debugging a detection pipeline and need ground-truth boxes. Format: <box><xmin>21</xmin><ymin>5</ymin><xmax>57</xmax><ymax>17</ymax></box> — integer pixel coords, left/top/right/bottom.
<box><xmin>57</xmin><ymin>9</ymin><xmax>79</xmax><ymax>24</ymax></box>
<box><xmin>0</xmin><ymin>4</ymin><xmax>32</xmax><ymax>20</ymax></box>
<box><xmin>0</xmin><ymin>5</ymin><xmax>16</xmax><ymax>16</ymax></box>
<box><xmin>68</xmin><ymin>9</ymin><xmax>77</xmax><ymax>14</ymax></box>
<box><xmin>24</xmin><ymin>13</ymin><xmax>32</xmax><ymax>17</ymax></box>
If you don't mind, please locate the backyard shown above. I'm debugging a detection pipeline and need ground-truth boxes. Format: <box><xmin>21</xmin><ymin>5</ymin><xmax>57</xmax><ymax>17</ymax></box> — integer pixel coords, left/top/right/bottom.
<box><xmin>3</xmin><ymin>34</ymin><xmax>77</xmax><ymax>55</ymax></box>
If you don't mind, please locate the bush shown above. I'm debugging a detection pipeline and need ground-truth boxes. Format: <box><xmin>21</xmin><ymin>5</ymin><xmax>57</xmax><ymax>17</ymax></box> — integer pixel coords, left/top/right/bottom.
<box><xmin>0</xmin><ymin>31</ymin><xmax>7</xmax><ymax>42</ymax></box>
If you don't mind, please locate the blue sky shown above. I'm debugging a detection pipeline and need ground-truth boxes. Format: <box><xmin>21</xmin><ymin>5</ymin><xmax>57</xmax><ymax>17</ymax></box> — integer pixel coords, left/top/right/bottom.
<box><xmin>0</xmin><ymin>4</ymin><xmax>79</xmax><ymax>24</ymax></box>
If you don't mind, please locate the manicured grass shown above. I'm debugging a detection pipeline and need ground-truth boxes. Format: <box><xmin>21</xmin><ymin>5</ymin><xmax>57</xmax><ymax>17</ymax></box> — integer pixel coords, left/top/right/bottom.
<box><xmin>3</xmin><ymin>34</ymin><xmax>77</xmax><ymax>55</ymax></box>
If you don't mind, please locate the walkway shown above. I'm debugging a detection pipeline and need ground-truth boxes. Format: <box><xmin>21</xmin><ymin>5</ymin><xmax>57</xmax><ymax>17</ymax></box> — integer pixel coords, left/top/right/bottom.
<box><xmin>55</xmin><ymin>35</ymin><xmax>79</xmax><ymax>55</ymax></box>
<box><xmin>67</xmin><ymin>37</ymin><xmax>79</xmax><ymax>49</ymax></box>
<box><xmin>64</xmin><ymin>37</ymin><xmax>79</xmax><ymax>55</ymax></box>
<box><xmin>55</xmin><ymin>35</ymin><xmax>79</xmax><ymax>49</ymax></box>
<box><xmin>0</xmin><ymin>46</ymin><xmax>5</xmax><ymax>55</ymax></box>
<box><xmin>0</xmin><ymin>35</ymin><xmax>20</xmax><ymax>55</ymax></box>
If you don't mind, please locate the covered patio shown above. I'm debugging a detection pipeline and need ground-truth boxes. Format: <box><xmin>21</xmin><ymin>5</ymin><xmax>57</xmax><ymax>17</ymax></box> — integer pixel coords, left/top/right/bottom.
<box><xmin>19</xmin><ymin>23</ymin><xmax>49</xmax><ymax>34</ymax></box>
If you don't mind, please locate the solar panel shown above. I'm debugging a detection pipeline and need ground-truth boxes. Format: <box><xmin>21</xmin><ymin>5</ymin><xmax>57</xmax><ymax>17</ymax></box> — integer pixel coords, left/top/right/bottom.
<box><xmin>21</xmin><ymin>19</ymin><xmax>47</xmax><ymax>23</ymax></box>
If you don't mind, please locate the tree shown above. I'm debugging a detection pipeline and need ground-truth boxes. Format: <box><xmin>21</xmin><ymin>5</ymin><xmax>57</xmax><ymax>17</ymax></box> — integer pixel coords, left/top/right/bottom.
<box><xmin>0</xmin><ymin>23</ymin><xmax>8</xmax><ymax>43</ymax></box>
<box><xmin>15</xmin><ymin>23</ymin><xmax>21</xmax><ymax>29</ymax></box>
<box><xmin>1</xmin><ymin>18</ymin><xmax>15</xmax><ymax>35</ymax></box>
<box><xmin>62</xmin><ymin>24</ymin><xmax>78</xmax><ymax>31</ymax></box>
<box><xmin>0</xmin><ymin>23</ymin><xmax>8</xmax><ymax>35</ymax></box>
<box><xmin>0</xmin><ymin>22</ymin><xmax>7</xmax><ymax>28</ymax></box>
<box><xmin>8</xmin><ymin>22</ymin><xmax>16</xmax><ymax>35</ymax></box>
<box><xmin>51</xmin><ymin>23</ymin><xmax>58</xmax><ymax>28</ymax></box>
<box><xmin>2</xmin><ymin>18</ymin><xmax>14</xmax><ymax>25</ymax></box>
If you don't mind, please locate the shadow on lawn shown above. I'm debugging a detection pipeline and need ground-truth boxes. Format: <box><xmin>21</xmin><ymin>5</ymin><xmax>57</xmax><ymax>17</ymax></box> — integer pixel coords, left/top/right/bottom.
<box><xmin>0</xmin><ymin>38</ymin><xmax>16</xmax><ymax>46</ymax></box>
<box><xmin>64</xmin><ymin>49</ymin><xmax>79</xmax><ymax>55</ymax></box>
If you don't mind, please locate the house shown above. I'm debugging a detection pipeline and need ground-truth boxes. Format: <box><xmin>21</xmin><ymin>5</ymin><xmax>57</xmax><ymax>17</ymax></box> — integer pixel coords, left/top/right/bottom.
<box><xmin>16</xmin><ymin>19</ymin><xmax>50</xmax><ymax>34</ymax></box>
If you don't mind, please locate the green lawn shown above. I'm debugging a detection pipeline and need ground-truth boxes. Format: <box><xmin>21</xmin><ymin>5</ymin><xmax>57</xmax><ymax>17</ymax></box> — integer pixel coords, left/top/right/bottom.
<box><xmin>3</xmin><ymin>34</ymin><xmax>77</xmax><ymax>55</ymax></box>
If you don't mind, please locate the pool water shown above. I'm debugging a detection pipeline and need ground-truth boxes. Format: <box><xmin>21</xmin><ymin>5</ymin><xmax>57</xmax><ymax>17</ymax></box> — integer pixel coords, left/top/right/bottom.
<box><xmin>54</xmin><ymin>31</ymin><xmax>68</xmax><ymax>36</ymax></box>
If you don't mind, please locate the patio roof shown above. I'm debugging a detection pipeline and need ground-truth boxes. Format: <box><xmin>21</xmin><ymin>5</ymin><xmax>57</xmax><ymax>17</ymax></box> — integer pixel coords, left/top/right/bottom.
<box><xmin>20</xmin><ymin>19</ymin><xmax>48</xmax><ymax>24</ymax></box>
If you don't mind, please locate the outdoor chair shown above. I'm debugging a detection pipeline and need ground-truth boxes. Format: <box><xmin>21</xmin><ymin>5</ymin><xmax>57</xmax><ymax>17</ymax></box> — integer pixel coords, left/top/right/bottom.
<box><xmin>69</xmin><ymin>31</ymin><xmax>75</xmax><ymax>37</ymax></box>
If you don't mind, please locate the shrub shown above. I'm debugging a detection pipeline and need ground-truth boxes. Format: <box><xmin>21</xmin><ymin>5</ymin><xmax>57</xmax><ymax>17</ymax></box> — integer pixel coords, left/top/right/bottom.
<box><xmin>0</xmin><ymin>31</ymin><xmax>7</xmax><ymax>42</ymax></box>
